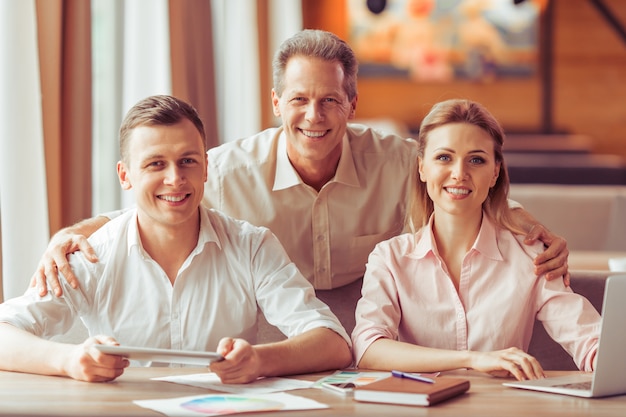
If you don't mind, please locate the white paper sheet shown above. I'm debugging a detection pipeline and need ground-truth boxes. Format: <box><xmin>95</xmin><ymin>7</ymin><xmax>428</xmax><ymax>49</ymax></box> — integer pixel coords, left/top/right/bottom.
<box><xmin>134</xmin><ymin>392</ymin><xmax>328</xmax><ymax>416</ymax></box>
<box><xmin>153</xmin><ymin>372</ymin><xmax>313</xmax><ymax>395</ymax></box>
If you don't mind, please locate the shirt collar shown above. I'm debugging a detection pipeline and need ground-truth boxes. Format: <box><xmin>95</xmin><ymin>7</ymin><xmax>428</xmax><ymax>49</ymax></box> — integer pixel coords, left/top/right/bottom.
<box><xmin>473</xmin><ymin>214</ymin><xmax>504</xmax><ymax>261</ymax></box>
<box><xmin>273</xmin><ymin>129</ymin><xmax>360</xmax><ymax>191</ymax></box>
<box><xmin>335</xmin><ymin>132</ymin><xmax>360</xmax><ymax>187</ymax></box>
<box><xmin>126</xmin><ymin>211</ymin><xmax>141</xmax><ymax>255</ymax></box>
<box><xmin>273</xmin><ymin>130</ymin><xmax>301</xmax><ymax>191</ymax></box>
<box><xmin>195</xmin><ymin>206</ymin><xmax>222</xmax><ymax>252</ymax></box>
<box><xmin>126</xmin><ymin>206</ymin><xmax>222</xmax><ymax>258</ymax></box>
<box><xmin>412</xmin><ymin>216</ymin><xmax>437</xmax><ymax>260</ymax></box>
<box><xmin>410</xmin><ymin>212</ymin><xmax>504</xmax><ymax>262</ymax></box>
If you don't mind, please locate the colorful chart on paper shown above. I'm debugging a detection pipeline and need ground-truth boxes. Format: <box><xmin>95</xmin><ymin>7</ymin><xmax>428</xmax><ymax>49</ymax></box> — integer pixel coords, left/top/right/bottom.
<box><xmin>313</xmin><ymin>370</ymin><xmax>390</xmax><ymax>388</ymax></box>
<box><xmin>181</xmin><ymin>395</ymin><xmax>283</xmax><ymax>414</ymax></box>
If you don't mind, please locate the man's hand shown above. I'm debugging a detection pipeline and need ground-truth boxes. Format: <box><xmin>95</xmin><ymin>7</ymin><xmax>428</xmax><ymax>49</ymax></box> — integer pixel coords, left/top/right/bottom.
<box><xmin>524</xmin><ymin>224</ymin><xmax>570</xmax><ymax>286</ymax></box>
<box><xmin>29</xmin><ymin>231</ymin><xmax>98</xmax><ymax>297</ymax></box>
<box><xmin>62</xmin><ymin>336</ymin><xmax>129</xmax><ymax>382</ymax></box>
<box><xmin>209</xmin><ymin>337</ymin><xmax>262</xmax><ymax>384</ymax></box>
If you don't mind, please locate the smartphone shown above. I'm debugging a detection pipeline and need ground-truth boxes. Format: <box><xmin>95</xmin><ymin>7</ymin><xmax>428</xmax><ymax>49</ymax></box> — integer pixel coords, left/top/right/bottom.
<box><xmin>321</xmin><ymin>381</ymin><xmax>357</xmax><ymax>396</ymax></box>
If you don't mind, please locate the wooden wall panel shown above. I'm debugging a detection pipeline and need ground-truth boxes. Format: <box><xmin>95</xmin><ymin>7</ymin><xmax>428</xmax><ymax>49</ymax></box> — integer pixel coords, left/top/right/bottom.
<box><xmin>302</xmin><ymin>0</ymin><xmax>348</xmax><ymax>39</ymax></box>
<box><xmin>356</xmin><ymin>77</ymin><xmax>542</xmax><ymax>135</ymax></box>
<box><xmin>552</xmin><ymin>0</ymin><xmax>626</xmax><ymax>156</ymax></box>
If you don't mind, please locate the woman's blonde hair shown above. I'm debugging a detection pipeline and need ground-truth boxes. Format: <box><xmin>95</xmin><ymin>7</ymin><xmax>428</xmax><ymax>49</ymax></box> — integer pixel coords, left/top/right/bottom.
<box><xmin>407</xmin><ymin>99</ymin><xmax>523</xmax><ymax>234</ymax></box>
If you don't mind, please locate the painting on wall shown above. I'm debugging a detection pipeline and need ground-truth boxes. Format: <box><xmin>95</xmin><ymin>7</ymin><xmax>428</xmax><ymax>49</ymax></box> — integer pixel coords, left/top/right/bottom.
<box><xmin>348</xmin><ymin>0</ymin><xmax>544</xmax><ymax>82</ymax></box>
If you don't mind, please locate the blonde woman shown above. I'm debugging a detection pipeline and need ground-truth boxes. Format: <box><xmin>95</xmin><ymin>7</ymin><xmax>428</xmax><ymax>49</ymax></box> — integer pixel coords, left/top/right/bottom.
<box><xmin>352</xmin><ymin>99</ymin><xmax>600</xmax><ymax>381</ymax></box>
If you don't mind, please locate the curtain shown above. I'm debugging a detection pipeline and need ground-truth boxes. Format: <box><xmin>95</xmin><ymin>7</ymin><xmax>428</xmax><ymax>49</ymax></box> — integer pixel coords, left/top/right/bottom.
<box><xmin>268</xmin><ymin>0</ymin><xmax>303</xmax><ymax>127</ymax></box>
<box><xmin>91</xmin><ymin>0</ymin><xmax>124</xmax><ymax>215</ymax></box>
<box><xmin>0</xmin><ymin>0</ymin><xmax>49</xmax><ymax>300</ymax></box>
<box><xmin>169</xmin><ymin>0</ymin><xmax>219</xmax><ymax>150</ymax></box>
<box><xmin>37</xmin><ymin>0</ymin><xmax>92</xmax><ymax>233</ymax></box>
<box><xmin>211</xmin><ymin>0</ymin><xmax>261</xmax><ymax>143</ymax></box>
<box><xmin>210</xmin><ymin>0</ymin><xmax>302</xmax><ymax>144</ymax></box>
<box><xmin>0</xmin><ymin>0</ymin><xmax>303</xmax><ymax>301</ymax></box>
<box><xmin>119</xmin><ymin>0</ymin><xmax>172</xmax><ymax>209</ymax></box>
<box><xmin>91</xmin><ymin>0</ymin><xmax>172</xmax><ymax>213</ymax></box>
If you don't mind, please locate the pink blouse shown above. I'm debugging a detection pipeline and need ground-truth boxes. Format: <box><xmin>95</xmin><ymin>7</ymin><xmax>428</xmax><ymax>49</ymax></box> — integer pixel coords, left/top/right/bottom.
<box><xmin>352</xmin><ymin>215</ymin><xmax>601</xmax><ymax>371</ymax></box>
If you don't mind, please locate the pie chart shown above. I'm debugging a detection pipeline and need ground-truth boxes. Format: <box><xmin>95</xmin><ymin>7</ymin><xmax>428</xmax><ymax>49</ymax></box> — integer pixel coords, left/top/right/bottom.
<box><xmin>181</xmin><ymin>395</ymin><xmax>284</xmax><ymax>414</ymax></box>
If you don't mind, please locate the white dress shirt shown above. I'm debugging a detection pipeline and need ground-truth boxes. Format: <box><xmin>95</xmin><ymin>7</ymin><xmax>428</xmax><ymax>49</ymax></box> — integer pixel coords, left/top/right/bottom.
<box><xmin>0</xmin><ymin>207</ymin><xmax>349</xmax><ymax>355</ymax></box>
<box><xmin>205</xmin><ymin>123</ymin><xmax>418</xmax><ymax>289</ymax></box>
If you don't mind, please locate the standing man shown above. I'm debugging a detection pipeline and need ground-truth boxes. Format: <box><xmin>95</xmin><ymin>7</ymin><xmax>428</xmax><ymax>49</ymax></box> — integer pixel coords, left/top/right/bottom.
<box><xmin>32</xmin><ymin>30</ymin><xmax>569</xmax><ymax>333</ymax></box>
<box><xmin>1</xmin><ymin>95</ymin><xmax>351</xmax><ymax>383</ymax></box>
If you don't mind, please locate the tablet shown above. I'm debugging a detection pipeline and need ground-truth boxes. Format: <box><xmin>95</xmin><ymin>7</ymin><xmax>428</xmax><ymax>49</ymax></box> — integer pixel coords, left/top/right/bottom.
<box><xmin>94</xmin><ymin>345</ymin><xmax>224</xmax><ymax>366</ymax></box>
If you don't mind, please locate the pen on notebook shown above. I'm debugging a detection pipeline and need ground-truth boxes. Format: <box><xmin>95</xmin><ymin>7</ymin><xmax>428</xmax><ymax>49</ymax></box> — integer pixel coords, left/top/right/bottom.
<box><xmin>391</xmin><ymin>370</ymin><xmax>435</xmax><ymax>384</ymax></box>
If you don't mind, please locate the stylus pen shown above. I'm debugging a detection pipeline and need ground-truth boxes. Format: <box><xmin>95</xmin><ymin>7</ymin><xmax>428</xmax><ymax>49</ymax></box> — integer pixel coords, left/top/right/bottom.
<box><xmin>391</xmin><ymin>370</ymin><xmax>435</xmax><ymax>384</ymax></box>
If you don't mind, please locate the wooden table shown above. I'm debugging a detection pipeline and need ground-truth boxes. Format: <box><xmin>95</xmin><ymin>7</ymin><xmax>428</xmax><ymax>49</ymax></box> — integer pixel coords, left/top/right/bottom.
<box><xmin>1</xmin><ymin>368</ymin><xmax>624</xmax><ymax>416</ymax></box>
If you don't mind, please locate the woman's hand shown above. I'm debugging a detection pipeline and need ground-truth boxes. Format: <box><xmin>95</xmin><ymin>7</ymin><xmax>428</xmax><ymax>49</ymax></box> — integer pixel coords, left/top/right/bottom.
<box><xmin>470</xmin><ymin>347</ymin><xmax>546</xmax><ymax>381</ymax></box>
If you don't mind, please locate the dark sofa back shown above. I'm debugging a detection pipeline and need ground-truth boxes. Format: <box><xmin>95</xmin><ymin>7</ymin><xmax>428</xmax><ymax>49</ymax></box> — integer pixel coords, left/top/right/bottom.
<box><xmin>528</xmin><ymin>270</ymin><xmax>609</xmax><ymax>370</ymax></box>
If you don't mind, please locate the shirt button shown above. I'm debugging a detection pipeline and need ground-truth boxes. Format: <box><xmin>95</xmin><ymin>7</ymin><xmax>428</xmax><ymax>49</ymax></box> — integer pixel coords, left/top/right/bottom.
<box><xmin>317</xmin><ymin>235</ymin><xmax>325</xmax><ymax>241</ymax></box>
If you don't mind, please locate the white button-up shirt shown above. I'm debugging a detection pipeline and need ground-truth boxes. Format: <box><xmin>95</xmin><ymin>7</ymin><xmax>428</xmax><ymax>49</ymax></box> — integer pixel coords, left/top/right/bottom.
<box><xmin>0</xmin><ymin>207</ymin><xmax>349</xmax><ymax>355</ymax></box>
<box><xmin>205</xmin><ymin>124</ymin><xmax>418</xmax><ymax>289</ymax></box>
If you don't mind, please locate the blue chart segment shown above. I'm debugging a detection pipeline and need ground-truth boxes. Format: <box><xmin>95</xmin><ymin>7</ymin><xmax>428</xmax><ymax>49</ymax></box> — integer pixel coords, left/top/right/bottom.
<box><xmin>181</xmin><ymin>395</ymin><xmax>284</xmax><ymax>414</ymax></box>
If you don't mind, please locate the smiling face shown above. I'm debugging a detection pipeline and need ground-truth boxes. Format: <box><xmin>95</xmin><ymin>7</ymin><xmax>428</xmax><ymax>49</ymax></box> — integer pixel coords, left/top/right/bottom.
<box><xmin>271</xmin><ymin>55</ymin><xmax>357</xmax><ymax>175</ymax></box>
<box><xmin>418</xmin><ymin>122</ymin><xmax>500</xmax><ymax>221</ymax></box>
<box><xmin>117</xmin><ymin>119</ymin><xmax>208</xmax><ymax>234</ymax></box>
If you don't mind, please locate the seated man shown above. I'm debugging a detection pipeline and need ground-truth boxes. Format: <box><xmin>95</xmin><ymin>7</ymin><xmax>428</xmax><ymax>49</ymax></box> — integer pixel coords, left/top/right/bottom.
<box><xmin>0</xmin><ymin>95</ymin><xmax>351</xmax><ymax>383</ymax></box>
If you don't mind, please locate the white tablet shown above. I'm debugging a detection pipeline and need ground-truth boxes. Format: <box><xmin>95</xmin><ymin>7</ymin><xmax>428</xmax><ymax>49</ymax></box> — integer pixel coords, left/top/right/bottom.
<box><xmin>94</xmin><ymin>345</ymin><xmax>224</xmax><ymax>366</ymax></box>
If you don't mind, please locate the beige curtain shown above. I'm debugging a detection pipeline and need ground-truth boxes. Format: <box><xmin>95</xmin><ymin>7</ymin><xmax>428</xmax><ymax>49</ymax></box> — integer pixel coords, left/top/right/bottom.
<box><xmin>36</xmin><ymin>0</ymin><xmax>92</xmax><ymax>234</ymax></box>
<box><xmin>0</xmin><ymin>0</ymin><xmax>50</xmax><ymax>300</ymax></box>
<box><xmin>169</xmin><ymin>0</ymin><xmax>219</xmax><ymax>149</ymax></box>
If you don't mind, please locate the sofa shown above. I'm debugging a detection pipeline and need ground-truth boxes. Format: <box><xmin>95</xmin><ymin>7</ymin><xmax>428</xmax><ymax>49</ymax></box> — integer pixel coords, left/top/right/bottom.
<box><xmin>505</xmin><ymin>152</ymin><xmax>626</xmax><ymax>185</ymax></box>
<box><xmin>510</xmin><ymin>183</ymin><xmax>626</xmax><ymax>249</ymax></box>
<box><xmin>509</xmin><ymin>184</ymin><xmax>626</xmax><ymax>252</ymax></box>
<box><xmin>509</xmin><ymin>183</ymin><xmax>626</xmax><ymax>275</ymax></box>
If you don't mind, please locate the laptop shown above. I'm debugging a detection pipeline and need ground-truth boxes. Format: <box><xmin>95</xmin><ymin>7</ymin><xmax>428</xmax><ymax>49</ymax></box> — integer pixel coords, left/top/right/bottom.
<box><xmin>503</xmin><ymin>275</ymin><xmax>626</xmax><ymax>398</ymax></box>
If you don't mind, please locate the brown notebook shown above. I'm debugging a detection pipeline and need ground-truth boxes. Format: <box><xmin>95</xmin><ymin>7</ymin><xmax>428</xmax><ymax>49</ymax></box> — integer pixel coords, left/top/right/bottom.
<box><xmin>354</xmin><ymin>376</ymin><xmax>470</xmax><ymax>406</ymax></box>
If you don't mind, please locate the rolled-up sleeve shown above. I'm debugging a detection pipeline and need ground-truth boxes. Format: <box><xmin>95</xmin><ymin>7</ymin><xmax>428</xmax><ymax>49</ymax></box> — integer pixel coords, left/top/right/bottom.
<box><xmin>0</xmin><ymin>252</ymin><xmax>97</xmax><ymax>339</ymax></box>
<box><xmin>351</xmin><ymin>244</ymin><xmax>402</xmax><ymax>365</ymax></box>
<box><xmin>0</xmin><ymin>288</ymin><xmax>75</xmax><ymax>337</ymax></box>
<box><xmin>535</xmin><ymin>278</ymin><xmax>601</xmax><ymax>371</ymax></box>
<box><xmin>252</xmin><ymin>228</ymin><xmax>350</xmax><ymax>345</ymax></box>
